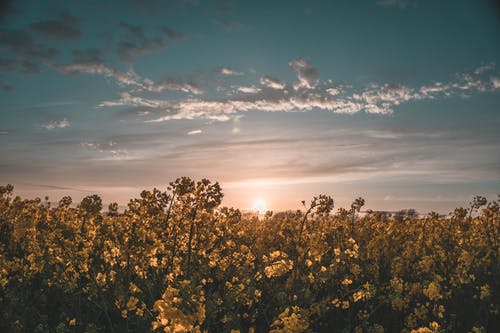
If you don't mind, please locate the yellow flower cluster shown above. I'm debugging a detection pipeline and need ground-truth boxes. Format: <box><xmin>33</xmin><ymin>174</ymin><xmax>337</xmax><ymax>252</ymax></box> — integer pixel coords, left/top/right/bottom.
<box><xmin>0</xmin><ymin>183</ymin><xmax>498</xmax><ymax>332</ymax></box>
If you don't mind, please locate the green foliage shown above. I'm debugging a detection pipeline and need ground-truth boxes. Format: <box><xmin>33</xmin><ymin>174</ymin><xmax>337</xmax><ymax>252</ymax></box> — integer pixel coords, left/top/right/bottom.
<box><xmin>0</xmin><ymin>181</ymin><xmax>498</xmax><ymax>332</ymax></box>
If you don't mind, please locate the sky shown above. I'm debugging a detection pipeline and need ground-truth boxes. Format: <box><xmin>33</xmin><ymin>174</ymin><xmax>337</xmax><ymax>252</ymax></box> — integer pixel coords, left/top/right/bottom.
<box><xmin>1</xmin><ymin>0</ymin><xmax>499</xmax><ymax>213</ymax></box>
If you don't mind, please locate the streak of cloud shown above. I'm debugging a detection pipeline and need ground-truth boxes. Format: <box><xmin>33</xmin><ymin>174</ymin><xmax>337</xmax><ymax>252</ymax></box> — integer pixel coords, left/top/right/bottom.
<box><xmin>217</xmin><ymin>66</ymin><xmax>242</xmax><ymax>75</ymax></box>
<box><xmin>97</xmin><ymin>62</ymin><xmax>499</xmax><ymax>122</ymax></box>
<box><xmin>260</xmin><ymin>75</ymin><xmax>285</xmax><ymax>90</ymax></box>
<box><xmin>236</xmin><ymin>85</ymin><xmax>261</xmax><ymax>93</ymax></box>
<box><xmin>40</xmin><ymin>118</ymin><xmax>70</xmax><ymax>130</ymax></box>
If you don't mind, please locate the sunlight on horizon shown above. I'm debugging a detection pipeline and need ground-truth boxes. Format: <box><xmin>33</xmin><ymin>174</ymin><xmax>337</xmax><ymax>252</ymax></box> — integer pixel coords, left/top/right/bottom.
<box><xmin>252</xmin><ymin>198</ymin><xmax>267</xmax><ymax>213</ymax></box>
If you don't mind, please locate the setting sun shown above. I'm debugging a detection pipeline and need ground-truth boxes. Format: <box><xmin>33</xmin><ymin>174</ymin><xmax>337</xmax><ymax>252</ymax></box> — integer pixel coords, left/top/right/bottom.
<box><xmin>252</xmin><ymin>198</ymin><xmax>267</xmax><ymax>213</ymax></box>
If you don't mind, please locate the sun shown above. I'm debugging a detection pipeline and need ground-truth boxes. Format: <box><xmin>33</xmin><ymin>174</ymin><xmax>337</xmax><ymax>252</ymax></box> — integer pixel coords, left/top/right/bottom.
<box><xmin>252</xmin><ymin>198</ymin><xmax>267</xmax><ymax>213</ymax></box>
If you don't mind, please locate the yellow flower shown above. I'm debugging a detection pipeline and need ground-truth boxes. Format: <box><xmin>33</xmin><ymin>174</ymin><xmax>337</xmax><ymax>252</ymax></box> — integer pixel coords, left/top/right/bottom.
<box><xmin>129</xmin><ymin>282</ymin><xmax>141</xmax><ymax>294</ymax></box>
<box><xmin>480</xmin><ymin>284</ymin><xmax>490</xmax><ymax>300</ymax></box>
<box><xmin>342</xmin><ymin>278</ymin><xmax>353</xmax><ymax>285</ymax></box>
<box><xmin>429</xmin><ymin>321</ymin><xmax>439</xmax><ymax>330</ymax></box>
<box><xmin>423</xmin><ymin>281</ymin><xmax>442</xmax><ymax>301</ymax></box>
<box><xmin>353</xmin><ymin>290</ymin><xmax>364</xmax><ymax>302</ymax></box>
<box><xmin>126</xmin><ymin>296</ymin><xmax>139</xmax><ymax>311</ymax></box>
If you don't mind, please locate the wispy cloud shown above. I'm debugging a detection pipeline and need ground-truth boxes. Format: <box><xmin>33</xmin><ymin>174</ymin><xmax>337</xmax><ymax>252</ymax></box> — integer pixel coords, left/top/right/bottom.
<box><xmin>53</xmin><ymin>61</ymin><xmax>143</xmax><ymax>87</ymax></box>
<box><xmin>93</xmin><ymin>61</ymin><xmax>500</xmax><ymax>122</ymax></box>
<box><xmin>354</xmin><ymin>83</ymin><xmax>416</xmax><ymax>114</ymax></box>
<box><xmin>117</xmin><ymin>22</ymin><xmax>164</xmax><ymax>63</ymax></box>
<box><xmin>236</xmin><ymin>85</ymin><xmax>261</xmax><ymax>93</ymax></box>
<box><xmin>143</xmin><ymin>79</ymin><xmax>204</xmax><ymax>94</ymax></box>
<box><xmin>491</xmin><ymin>77</ymin><xmax>500</xmax><ymax>89</ymax></box>
<box><xmin>217</xmin><ymin>66</ymin><xmax>242</xmax><ymax>75</ymax></box>
<box><xmin>289</xmin><ymin>57</ymin><xmax>319</xmax><ymax>89</ymax></box>
<box><xmin>326</xmin><ymin>88</ymin><xmax>340</xmax><ymax>96</ymax></box>
<box><xmin>80</xmin><ymin>140</ymin><xmax>133</xmax><ymax>160</ymax></box>
<box><xmin>41</xmin><ymin>118</ymin><xmax>70</xmax><ymax>130</ymax></box>
<box><xmin>260</xmin><ymin>75</ymin><xmax>285</xmax><ymax>90</ymax></box>
<box><xmin>0</xmin><ymin>9</ymin><xmax>190</xmax><ymax>91</ymax></box>
<box><xmin>54</xmin><ymin>60</ymin><xmax>206</xmax><ymax>96</ymax></box>
<box><xmin>0</xmin><ymin>28</ymin><xmax>59</xmax><ymax>73</ymax></box>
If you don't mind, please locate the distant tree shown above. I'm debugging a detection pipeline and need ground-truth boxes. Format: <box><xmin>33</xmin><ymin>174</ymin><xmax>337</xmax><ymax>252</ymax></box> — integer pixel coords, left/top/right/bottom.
<box><xmin>394</xmin><ymin>208</ymin><xmax>418</xmax><ymax>222</ymax></box>
<box><xmin>58</xmin><ymin>195</ymin><xmax>73</xmax><ymax>209</ymax></box>
<box><xmin>108</xmin><ymin>202</ymin><xmax>119</xmax><ymax>216</ymax></box>
<box><xmin>469</xmin><ymin>195</ymin><xmax>487</xmax><ymax>219</ymax></box>
<box><xmin>79</xmin><ymin>194</ymin><xmax>103</xmax><ymax>216</ymax></box>
<box><xmin>350</xmin><ymin>197</ymin><xmax>365</xmax><ymax>223</ymax></box>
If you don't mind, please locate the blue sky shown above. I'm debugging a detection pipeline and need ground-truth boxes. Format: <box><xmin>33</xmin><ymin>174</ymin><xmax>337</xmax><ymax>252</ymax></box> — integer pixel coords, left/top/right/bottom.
<box><xmin>1</xmin><ymin>0</ymin><xmax>499</xmax><ymax>212</ymax></box>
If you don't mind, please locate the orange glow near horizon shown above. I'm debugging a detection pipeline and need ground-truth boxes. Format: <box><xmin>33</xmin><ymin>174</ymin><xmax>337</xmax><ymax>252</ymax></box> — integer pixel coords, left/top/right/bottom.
<box><xmin>252</xmin><ymin>198</ymin><xmax>267</xmax><ymax>213</ymax></box>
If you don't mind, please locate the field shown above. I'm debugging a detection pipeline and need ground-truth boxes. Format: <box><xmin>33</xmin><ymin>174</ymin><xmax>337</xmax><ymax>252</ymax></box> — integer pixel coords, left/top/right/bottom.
<box><xmin>0</xmin><ymin>179</ymin><xmax>499</xmax><ymax>333</ymax></box>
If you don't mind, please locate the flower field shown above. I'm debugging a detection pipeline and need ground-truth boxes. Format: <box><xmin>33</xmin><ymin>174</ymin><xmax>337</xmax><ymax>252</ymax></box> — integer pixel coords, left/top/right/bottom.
<box><xmin>0</xmin><ymin>179</ymin><xmax>498</xmax><ymax>332</ymax></box>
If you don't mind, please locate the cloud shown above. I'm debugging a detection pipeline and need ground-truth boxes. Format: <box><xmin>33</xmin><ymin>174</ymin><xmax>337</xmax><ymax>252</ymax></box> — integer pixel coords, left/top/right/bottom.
<box><xmin>30</xmin><ymin>12</ymin><xmax>81</xmax><ymax>40</ymax></box>
<box><xmin>217</xmin><ymin>66</ymin><xmax>242</xmax><ymax>75</ymax></box>
<box><xmin>41</xmin><ymin>118</ymin><xmax>70</xmax><ymax>130</ymax></box>
<box><xmin>53</xmin><ymin>61</ymin><xmax>143</xmax><ymax>87</ymax></box>
<box><xmin>187</xmin><ymin>129</ymin><xmax>202</xmax><ymax>135</ymax></box>
<box><xmin>144</xmin><ymin>79</ymin><xmax>204</xmax><ymax>94</ymax></box>
<box><xmin>354</xmin><ymin>83</ymin><xmax>417</xmax><ymax>114</ymax></box>
<box><xmin>260</xmin><ymin>75</ymin><xmax>285</xmax><ymax>90</ymax></box>
<box><xmin>0</xmin><ymin>28</ymin><xmax>59</xmax><ymax>73</ymax></box>
<box><xmin>80</xmin><ymin>140</ymin><xmax>133</xmax><ymax>160</ymax></box>
<box><xmin>236</xmin><ymin>85</ymin><xmax>261</xmax><ymax>93</ymax></box>
<box><xmin>474</xmin><ymin>63</ymin><xmax>495</xmax><ymax>75</ymax></box>
<box><xmin>289</xmin><ymin>57</ymin><xmax>319</xmax><ymax>89</ymax></box>
<box><xmin>97</xmin><ymin>61</ymin><xmax>499</xmax><ymax>122</ymax></box>
<box><xmin>127</xmin><ymin>92</ymin><xmax>365</xmax><ymax>123</ymax></box>
<box><xmin>80</xmin><ymin>140</ymin><xmax>116</xmax><ymax>151</ymax></box>
<box><xmin>98</xmin><ymin>92</ymin><xmax>163</xmax><ymax>108</ymax></box>
<box><xmin>491</xmin><ymin>77</ymin><xmax>500</xmax><ymax>89</ymax></box>
<box><xmin>54</xmin><ymin>61</ymin><xmax>109</xmax><ymax>75</ymax></box>
<box><xmin>419</xmin><ymin>66</ymin><xmax>497</xmax><ymax>98</ymax></box>
<box><xmin>117</xmin><ymin>40</ymin><xmax>162</xmax><ymax>62</ymax></box>
<box><xmin>326</xmin><ymin>88</ymin><xmax>340</xmax><ymax>95</ymax></box>
<box><xmin>117</xmin><ymin>22</ymin><xmax>164</xmax><ymax>62</ymax></box>
<box><xmin>419</xmin><ymin>82</ymin><xmax>449</xmax><ymax>97</ymax></box>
